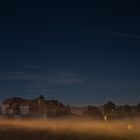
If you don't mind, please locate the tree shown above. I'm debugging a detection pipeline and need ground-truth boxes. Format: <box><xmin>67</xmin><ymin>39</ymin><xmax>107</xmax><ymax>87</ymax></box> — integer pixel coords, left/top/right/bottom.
<box><xmin>104</xmin><ymin>101</ymin><xmax>116</xmax><ymax>114</ymax></box>
<box><xmin>85</xmin><ymin>106</ymin><xmax>102</xmax><ymax>119</ymax></box>
<box><xmin>123</xmin><ymin>105</ymin><xmax>132</xmax><ymax>117</ymax></box>
<box><xmin>136</xmin><ymin>103</ymin><xmax>140</xmax><ymax>112</ymax></box>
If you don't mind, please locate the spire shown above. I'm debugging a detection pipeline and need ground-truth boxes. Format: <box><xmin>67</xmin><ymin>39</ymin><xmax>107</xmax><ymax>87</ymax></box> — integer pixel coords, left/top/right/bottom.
<box><xmin>38</xmin><ymin>94</ymin><xmax>45</xmax><ymax>100</ymax></box>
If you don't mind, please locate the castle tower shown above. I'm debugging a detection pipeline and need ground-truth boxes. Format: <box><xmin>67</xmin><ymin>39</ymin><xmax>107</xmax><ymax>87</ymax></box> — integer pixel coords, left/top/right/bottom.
<box><xmin>38</xmin><ymin>94</ymin><xmax>47</xmax><ymax>119</ymax></box>
<box><xmin>38</xmin><ymin>94</ymin><xmax>45</xmax><ymax>107</ymax></box>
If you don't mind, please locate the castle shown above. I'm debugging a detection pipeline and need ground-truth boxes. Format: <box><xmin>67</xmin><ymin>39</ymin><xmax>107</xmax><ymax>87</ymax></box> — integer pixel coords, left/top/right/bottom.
<box><xmin>0</xmin><ymin>95</ymin><xmax>71</xmax><ymax>119</ymax></box>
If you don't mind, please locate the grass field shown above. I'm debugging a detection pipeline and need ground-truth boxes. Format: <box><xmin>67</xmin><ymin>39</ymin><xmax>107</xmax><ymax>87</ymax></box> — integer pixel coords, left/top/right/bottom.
<box><xmin>0</xmin><ymin>119</ymin><xmax>140</xmax><ymax>140</ymax></box>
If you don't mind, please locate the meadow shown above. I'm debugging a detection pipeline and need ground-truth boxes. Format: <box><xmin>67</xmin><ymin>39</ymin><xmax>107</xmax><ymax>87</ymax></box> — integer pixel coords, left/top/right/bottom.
<box><xmin>0</xmin><ymin>119</ymin><xmax>140</xmax><ymax>140</ymax></box>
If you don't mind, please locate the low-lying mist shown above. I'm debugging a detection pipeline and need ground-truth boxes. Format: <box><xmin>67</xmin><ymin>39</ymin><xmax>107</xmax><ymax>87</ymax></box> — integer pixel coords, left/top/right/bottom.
<box><xmin>0</xmin><ymin>119</ymin><xmax>139</xmax><ymax>133</ymax></box>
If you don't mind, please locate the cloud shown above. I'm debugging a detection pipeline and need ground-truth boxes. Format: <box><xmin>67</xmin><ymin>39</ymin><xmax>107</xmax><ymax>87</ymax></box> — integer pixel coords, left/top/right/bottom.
<box><xmin>103</xmin><ymin>30</ymin><xmax>140</xmax><ymax>39</ymax></box>
<box><xmin>0</xmin><ymin>67</ymin><xmax>84</xmax><ymax>85</ymax></box>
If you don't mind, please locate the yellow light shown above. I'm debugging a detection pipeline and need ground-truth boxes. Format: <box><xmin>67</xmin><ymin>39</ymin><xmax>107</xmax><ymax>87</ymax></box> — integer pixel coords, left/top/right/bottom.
<box><xmin>128</xmin><ymin>124</ymin><xmax>133</xmax><ymax>130</ymax></box>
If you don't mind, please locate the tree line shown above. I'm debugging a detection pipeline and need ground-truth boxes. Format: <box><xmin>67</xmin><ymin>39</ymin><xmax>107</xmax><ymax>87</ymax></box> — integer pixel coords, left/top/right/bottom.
<box><xmin>83</xmin><ymin>101</ymin><xmax>140</xmax><ymax>120</ymax></box>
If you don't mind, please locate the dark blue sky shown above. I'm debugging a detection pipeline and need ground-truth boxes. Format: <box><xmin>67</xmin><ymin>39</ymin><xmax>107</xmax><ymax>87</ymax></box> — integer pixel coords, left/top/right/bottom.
<box><xmin>0</xmin><ymin>0</ymin><xmax>140</xmax><ymax>105</ymax></box>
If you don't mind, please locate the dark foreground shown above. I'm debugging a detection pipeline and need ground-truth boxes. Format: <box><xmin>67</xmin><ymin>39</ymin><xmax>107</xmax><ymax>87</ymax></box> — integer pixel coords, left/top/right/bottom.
<box><xmin>0</xmin><ymin>129</ymin><xmax>139</xmax><ymax>140</ymax></box>
<box><xmin>0</xmin><ymin>119</ymin><xmax>139</xmax><ymax>140</ymax></box>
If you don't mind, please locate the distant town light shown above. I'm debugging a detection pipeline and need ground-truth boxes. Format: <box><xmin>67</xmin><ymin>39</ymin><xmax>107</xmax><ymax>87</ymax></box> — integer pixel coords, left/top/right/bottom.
<box><xmin>128</xmin><ymin>124</ymin><xmax>133</xmax><ymax>130</ymax></box>
<box><xmin>104</xmin><ymin>116</ymin><xmax>108</xmax><ymax>122</ymax></box>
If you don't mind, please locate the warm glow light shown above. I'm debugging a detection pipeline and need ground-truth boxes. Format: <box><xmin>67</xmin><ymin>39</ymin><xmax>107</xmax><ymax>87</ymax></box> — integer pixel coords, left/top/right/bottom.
<box><xmin>128</xmin><ymin>123</ymin><xmax>133</xmax><ymax>130</ymax></box>
<box><xmin>104</xmin><ymin>116</ymin><xmax>108</xmax><ymax>122</ymax></box>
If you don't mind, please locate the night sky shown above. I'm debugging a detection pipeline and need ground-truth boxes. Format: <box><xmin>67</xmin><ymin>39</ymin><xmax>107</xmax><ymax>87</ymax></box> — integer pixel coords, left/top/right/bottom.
<box><xmin>0</xmin><ymin>0</ymin><xmax>140</xmax><ymax>105</ymax></box>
